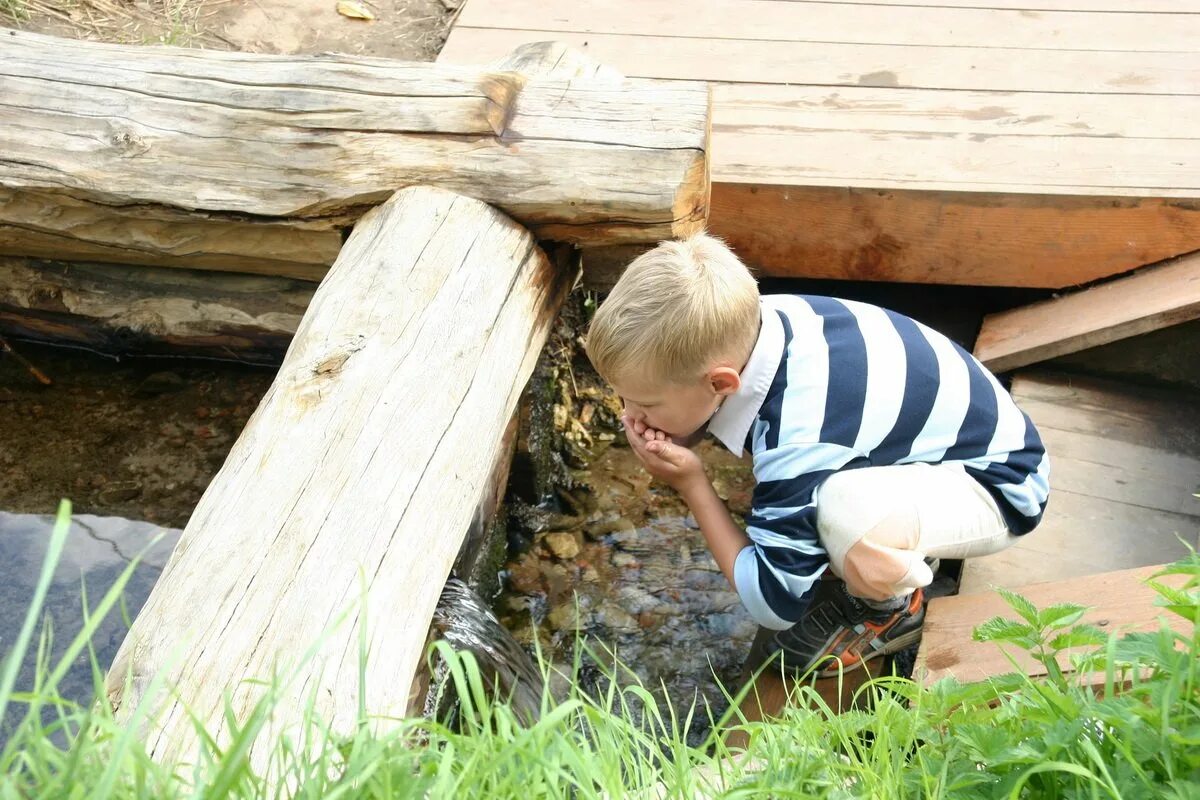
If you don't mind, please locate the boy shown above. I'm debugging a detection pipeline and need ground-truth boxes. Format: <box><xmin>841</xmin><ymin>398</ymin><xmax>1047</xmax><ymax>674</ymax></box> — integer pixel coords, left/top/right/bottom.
<box><xmin>584</xmin><ymin>233</ymin><xmax>1049</xmax><ymax>676</ymax></box>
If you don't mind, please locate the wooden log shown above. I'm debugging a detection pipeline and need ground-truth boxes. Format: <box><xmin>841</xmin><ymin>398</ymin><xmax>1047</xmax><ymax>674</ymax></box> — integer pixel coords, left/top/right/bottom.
<box><xmin>0</xmin><ymin>258</ymin><xmax>312</xmax><ymax>364</ymax></box>
<box><xmin>974</xmin><ymin>251</ymin><xmax>1200</xmax><ymax>373</ymax></box>
<box><xmin>0</xmin><ymin>29</ymin><xmax>708</xmax><ymax>278</ymax></box>
<box><xmin>104</xmin><ymin>185</ymin><xmax>578</xmax><ymax>764</ymax></box>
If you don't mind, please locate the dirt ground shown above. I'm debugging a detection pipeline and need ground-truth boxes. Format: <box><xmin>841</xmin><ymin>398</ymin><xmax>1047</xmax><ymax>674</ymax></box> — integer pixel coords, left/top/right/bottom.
<box><xmin>0</xmin><ymin>343</ymin><xmax>275</xmax><ymax>528</ymax></box>
<box><xmin>2</xmin><ymin>0</ymin><xmax>455</xmax><ymax>60</ymax></box>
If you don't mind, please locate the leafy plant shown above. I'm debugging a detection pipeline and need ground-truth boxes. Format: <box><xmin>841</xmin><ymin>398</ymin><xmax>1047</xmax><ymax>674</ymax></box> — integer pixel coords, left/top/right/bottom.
<box><xmin>2</xmin><ymin>505</ymin><xmax>1197</xmax><ymax>798</ymax></box>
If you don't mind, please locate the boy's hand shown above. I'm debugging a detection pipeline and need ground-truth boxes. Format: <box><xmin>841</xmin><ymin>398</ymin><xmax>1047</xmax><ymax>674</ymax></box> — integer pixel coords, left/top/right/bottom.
<box><xmin>622</xmin><ymin>416</ymin><xmax>706</xmax><ymax>495</ymax></box>
<box><xmin>626</xmin><ymin>415</ymin><xmax>706</xmax><ymax>449</ymax></box>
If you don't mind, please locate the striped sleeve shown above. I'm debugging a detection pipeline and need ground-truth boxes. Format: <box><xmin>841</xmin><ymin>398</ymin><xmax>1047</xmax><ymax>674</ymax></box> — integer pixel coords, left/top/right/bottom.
<box><xmin>734</xmin><ymin>441</ymin><xmax>857</xmax><ymax>629</ymax></box>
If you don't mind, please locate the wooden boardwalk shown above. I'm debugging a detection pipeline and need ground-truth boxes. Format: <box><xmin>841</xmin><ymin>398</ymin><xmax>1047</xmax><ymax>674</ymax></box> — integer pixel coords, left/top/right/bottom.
<box><xmin>440</xmin><ymin>0</ymin><xmax>1200</xmax><ymax>287</ymax></box>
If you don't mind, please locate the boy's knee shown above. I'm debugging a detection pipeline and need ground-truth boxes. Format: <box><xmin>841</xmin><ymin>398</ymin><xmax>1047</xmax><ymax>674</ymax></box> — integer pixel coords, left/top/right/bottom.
<box><xmin>816</xmin><ymin>471</ymin><xmax>920</xmax><ymax>575</ymax></box>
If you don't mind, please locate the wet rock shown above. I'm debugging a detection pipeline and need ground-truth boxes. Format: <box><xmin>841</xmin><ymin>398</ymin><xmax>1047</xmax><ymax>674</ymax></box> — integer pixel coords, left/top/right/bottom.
<box><xmin>611</xmin><ymin>552</ymin><xmax>638</xmax><ymax>568</ymax></box>
<box><xmin>581</xmin><ymin>566</ymin><xmax>599</xmax><ymax>583</ymax></box>
<box><xmin>508</xmin><ymin>500</ymin><xmax>580</xmax><ymax>535</ymax></box>
<box><xmin>594</xmin><ymin>601</ymin><xmax>639</xmax><ymax>633</ymax></box>
<box><xmin>506</xmin><ymin>554</ymin><xmax>545</xmax><ymax>595</ymax></box>
<box><xmin>584</xmin><ymin>513</ymin><xmax>635</xmax><ymax>541</ymax></box>
<box><xmin>134</xmin><ymin>371</ymin><xmax>185</xmax><ymax>396</ymax></box>
<box><xmin>540</xmin><ymin>562</ymin><xmax>572</xmax><ymax>598</ymax></box>
<box><xmin>543</xmin><ymin>531</ymin><xmax>581</xmax><ymax>560</ymax></box>
<box><xmin>548</xmin><ymin>604</ymin><xmax>589</xmax><ymax>632</ymax></box>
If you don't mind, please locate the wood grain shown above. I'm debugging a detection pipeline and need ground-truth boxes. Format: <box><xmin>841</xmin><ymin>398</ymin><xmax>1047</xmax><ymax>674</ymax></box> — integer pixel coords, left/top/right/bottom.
<box><xmin>0</xmin><ymin>257</ymin><xmax>312</xmax><ymax>364</ymax></box>
<box><xmin>458</xmin><ymin>0</ymin><xmax>1200</xmax><ymax>52</ymax></box>
<box><xmin>708</xmin><ymin>184</ymin><xmax>1200</xmax><ymax>288</ymax></box>
<box><xmin>960</xmin><ymin>371</ymin><xmax>1200</xmax><ymax>593</ymax></box>
<box><xmin>439</xmin><ymin>28</ymin><xmax>1200</xmax><ymax>95</ymax></box>
<box><xmin>975</xmin><ymin>252</ymin><xmax>1200</xmax><ymax>372</ymax></box>
<box><xmin>0</xmin><ymin>30</ymin><xmax>710</xmax><ymax>277</ymax></box>
<box><xmin>103</xmin><ymin>186</ymin><xmax>577</xmax><ymax>766</ymax></box>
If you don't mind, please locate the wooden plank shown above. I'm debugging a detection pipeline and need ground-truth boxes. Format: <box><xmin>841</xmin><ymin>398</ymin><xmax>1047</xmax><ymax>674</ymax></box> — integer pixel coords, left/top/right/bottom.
<box><xmin>960</xmin><ymin>370</ymin><xmax>1200</xmax><ymax>593</ymax></box>
<box><xmin>707</xmin><ymin>184</ymin><xmax>1200</xmax><ymax>288</ymax></box>
<box><xmin>960</xmin><ymin>489</ymin><xmax>1199</xmax><ymax>592</ymax></box>
<box><xmin>1009</xmin><ymin>371</ymin><xmax>1200</xmax><ymax>455</ymax></box>
<box><xmin>713</xmin><ymin>84</ymin><xmax>1199</xmax><ymax>141</ymax></box>
<box><xmin>439</xmin><ymin>28</ymin><xmax>1200</xmax><ymax>95</ymax></box>
<box><xmin>769</xmin><ymin>0</ymin><xmax>1200</xmax><ymax>11</ymax></box>
<box><xmin>975</xmin><ymin>253</ymin><xmax>1200</xmax><ymax>373</ymax></box>
<box><xmin>104</xmin><ymin>186</ymin><xmax>579</xmax><ymax>765</ymax></box>
<box><xmin>713</xmin><ymin>129</ymin><xmax>1198</xmax><ymax>196</ymax></box>
<box><xmin>458</xmin><ymin>0</ymin><xmax>1200</xmax><ymax>52</ymax></box>
<box><xmin>1038</xmin><ymin>429</ymin><xmax>1200</xmax><ymax>516</ymax></box>
<box><xmin>0</xmin><ymin>31</ymin><xmax>711</xmax><ymax>279</ymax></box>
<box><xmin>917</xmin><ymin>565</ymin><xmax>1191</xmax><ymax>686</ymax></box>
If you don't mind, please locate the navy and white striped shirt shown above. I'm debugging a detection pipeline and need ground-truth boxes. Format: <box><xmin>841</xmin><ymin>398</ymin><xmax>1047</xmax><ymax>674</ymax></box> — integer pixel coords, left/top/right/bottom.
<box><xmin>706</xmin><ymin>295</ymin><xmax>1050</xmax><ymax>630</ymax></box>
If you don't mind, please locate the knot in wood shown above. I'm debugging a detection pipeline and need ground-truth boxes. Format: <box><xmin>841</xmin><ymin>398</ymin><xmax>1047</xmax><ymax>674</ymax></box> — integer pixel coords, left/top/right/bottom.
<box><xmin>107</xmin><ymin>124</ymin><xmax>150</xmax><ymax>158</ymax></box>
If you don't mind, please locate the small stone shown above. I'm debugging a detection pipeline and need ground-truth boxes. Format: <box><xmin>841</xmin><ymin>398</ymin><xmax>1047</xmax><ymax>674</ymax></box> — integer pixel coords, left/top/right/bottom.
<box><xmin>612</xmin><ymin>552</ymin><xmax>637</xmax><ymax>568</ymax></box>
<box><xmin>548</xmin><ymin>604</ymin><xmax>588</xmax><ymax>632</ymax></box>
<box><xmin>581</xmin><ymin>566</ymin><xmax>599</xmax><ymax>583</ymax></box>
<box><xmin>584</xmin><ymin>514</ymin><xmax>635</xmax><ymax>541</ymax></box>
<box><xmin>543</xmin><ymin>531</ymin><xmax>581</xmax><ymax>560</ymax></box>
<box><xmin>194</xmin><ymin>406</ymin><xmax>211</xmax><ymax>420</ymax></box>
<box><xmin>594</xmin><ymin>601</ymin><xmax>639</xmax><ymax>633</ymax></box>
<box><xmin>194</xmin><ymin>426</ymin><xmax>213</xmax><ymax>440</ymax></box>
<box><xmin>98</xmin><ymin>480</ymin><xmax>141</xmax><ymax>504</ymax></box>
<box><xmin>134</xmin><ymin>371</ymin><xmax>185</xmax><ymax>396</ymax></box>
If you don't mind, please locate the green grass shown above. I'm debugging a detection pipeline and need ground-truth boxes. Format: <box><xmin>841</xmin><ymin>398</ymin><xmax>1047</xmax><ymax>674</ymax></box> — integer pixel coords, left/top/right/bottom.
<box><xmin>2</xmin><ymin>500</ymin><xmax>1198</xmax><ymax>798</ymax></box>
<box><xmin>0</xmin><ymin>0</ymin><xmax>27</xmax><ymax>22</ymax></box>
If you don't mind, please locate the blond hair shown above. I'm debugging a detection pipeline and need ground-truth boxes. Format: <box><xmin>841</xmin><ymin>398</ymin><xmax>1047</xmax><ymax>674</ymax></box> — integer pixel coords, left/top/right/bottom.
<box><xmin>585</xmin><ymin>232</ymin><xmax>760</xmax><ymax>385</ymax></box>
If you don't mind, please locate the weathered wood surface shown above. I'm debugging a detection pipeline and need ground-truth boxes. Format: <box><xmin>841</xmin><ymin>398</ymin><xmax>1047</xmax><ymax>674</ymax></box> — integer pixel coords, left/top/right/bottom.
<box><xmin>0</xmin><ymin>258</ymin><xmax>312</xmax><ymax>364</ymax></box>
<box><xmin>583</xmin><ymin>188</ymin><xmax>1200</xmax><ymax>289</ymax></box>
<box><xmin>974</xmin><ymin>252</ymin><xmax>1200</xmax><ymax>373</ymax></box>
<box><xmin>960</xmin><ymin>371</ymin><xmax>1200</xmax><ymax>594</ymax></box>
<box><xmin>917</xmin><ymin>565</ymin><xmax>1191</xmax><ymax>686</ymax></box>
<box><xmin>442</xmin><ymin>4</ymin><xmax>1200</xmax><ymax>288</ymax></box>
<box><xmin>0</xmin><ymin>31</ymin><xmax>709</xmax><ymax>279</ymax></box>
<box><xmin>707</xmin><ymin>186</ymin><xmax>1200</xmax><ymax>288</ymax></box>
<box><xmin>104</xmin><ymin>186</ymin><xmax>578</xmax><ymax>764</ymax></box>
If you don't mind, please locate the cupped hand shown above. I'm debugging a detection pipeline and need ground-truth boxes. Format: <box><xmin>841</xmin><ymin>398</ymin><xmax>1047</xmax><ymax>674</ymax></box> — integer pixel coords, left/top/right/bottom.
<box><xmin>621</xmin><ymin>416</ymin><xmax>707</xmax><ymax>494</ymax></box>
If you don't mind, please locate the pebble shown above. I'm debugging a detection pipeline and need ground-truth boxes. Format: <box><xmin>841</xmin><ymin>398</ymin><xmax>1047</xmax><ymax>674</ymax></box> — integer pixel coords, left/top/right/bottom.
<box><xmin>543</xmin><ymin>531</ymin><xmax>581</xmax><ymax>560</ymax></box>
<box><xmin>98</xmin><ymin>480</ymin><xmax>141</xmax><ymax>504</ymax></box>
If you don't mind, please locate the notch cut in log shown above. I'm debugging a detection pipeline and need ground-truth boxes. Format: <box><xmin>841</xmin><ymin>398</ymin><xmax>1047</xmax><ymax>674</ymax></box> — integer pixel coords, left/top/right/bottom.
<box><xmin>104</xmin><ymin>185</ymin><xmax>579</xmax><ymax>764</ymax></box>
<box><xmin>0</xmin><ymin>31</ymin><xmax>710</xmax><ymax>279</ymax></box>
<box><xmin>974</xmin><ymin>250</ymin><xmax>1200</xmax><ymax>373</ymax></box>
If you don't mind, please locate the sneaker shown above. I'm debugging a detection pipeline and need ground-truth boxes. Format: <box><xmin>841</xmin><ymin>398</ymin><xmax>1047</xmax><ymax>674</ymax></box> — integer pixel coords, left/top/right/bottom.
<box><xmin>766</xmin><ymin>581</ymin><xmax>926</xmax><ymax>679</ymax></box>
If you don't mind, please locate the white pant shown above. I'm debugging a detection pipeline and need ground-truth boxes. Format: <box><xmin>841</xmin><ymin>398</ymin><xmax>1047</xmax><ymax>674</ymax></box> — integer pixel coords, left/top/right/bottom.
<box><xmin>814</xmin><ymin>462</ymin><xmax>1019</xmax><ymax>600</ymax></box>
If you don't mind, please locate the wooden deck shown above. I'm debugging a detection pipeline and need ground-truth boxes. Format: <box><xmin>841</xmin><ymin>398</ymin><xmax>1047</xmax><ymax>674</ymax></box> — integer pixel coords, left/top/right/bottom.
<box><xmin>960</xmin><ymin>370</ymin><xmax>1200</xmax><ymax>593</ymax></box>
<box><xmin>440</xmin><ymin>0</ymin><xmax>1200</xmax><ymax>287</ymax></box>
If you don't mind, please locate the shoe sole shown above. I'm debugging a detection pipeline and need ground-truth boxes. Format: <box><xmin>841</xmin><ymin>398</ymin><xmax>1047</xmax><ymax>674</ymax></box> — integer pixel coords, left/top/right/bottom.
<box><xmin>813</xmin><ymin>627</ymin><xmax>924</xmax><ymax>679</ymax></box>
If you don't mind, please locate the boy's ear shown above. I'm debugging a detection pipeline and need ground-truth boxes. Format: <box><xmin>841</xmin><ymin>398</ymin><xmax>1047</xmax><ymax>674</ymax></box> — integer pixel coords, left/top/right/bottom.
<box><xmin>708</xmin><ymin>366</ymin><xmax>741</xmax><ymax>396</ymax></box>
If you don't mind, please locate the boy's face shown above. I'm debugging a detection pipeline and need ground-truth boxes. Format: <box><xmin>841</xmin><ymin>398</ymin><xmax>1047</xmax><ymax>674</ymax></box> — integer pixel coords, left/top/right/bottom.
<box><xmin>611</xmin><ymin>367</ymin><xmax>740</xmax><ymax>442</ymax></box>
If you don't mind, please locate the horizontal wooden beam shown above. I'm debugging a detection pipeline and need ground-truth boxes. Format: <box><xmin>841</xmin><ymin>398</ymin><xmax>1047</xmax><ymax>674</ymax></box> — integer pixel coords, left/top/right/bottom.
<box><xmin>0</xmin><ymin>32</ymin><xmax>710</xmax><ymax>278</ymax></box>
<box><xmin>0</xmin><ymin>258</ymin><xmax>311</xmax><ymax>364</ymax></box>
<box><xmin>975</xmin><ymin>251</ymin><xmax>1200</xmax><ymax>372</ymax></box>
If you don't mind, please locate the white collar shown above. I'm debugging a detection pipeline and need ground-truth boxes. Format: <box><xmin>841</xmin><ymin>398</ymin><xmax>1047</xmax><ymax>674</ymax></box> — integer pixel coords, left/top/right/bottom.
<box><xmin>707</xmin><ymin>300</ymin><xmax>784</xmax><ymax>457</ymax></box>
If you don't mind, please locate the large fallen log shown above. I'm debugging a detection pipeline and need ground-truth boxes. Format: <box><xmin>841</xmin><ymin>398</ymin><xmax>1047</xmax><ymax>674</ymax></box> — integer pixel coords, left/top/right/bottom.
<box><xmin>0</xmin><ymin>30</ymin><xmax>710</xmax><ymax>279</ymax></box>
<box><xmin>0</xmin><ymin>258</ymin><xmax>312</xmax><ymax>364</ymax></box>
<box><xmin>104</xmin><ymin>184</ymin><xmax>578</xmax><ymax>763</ymax></box>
